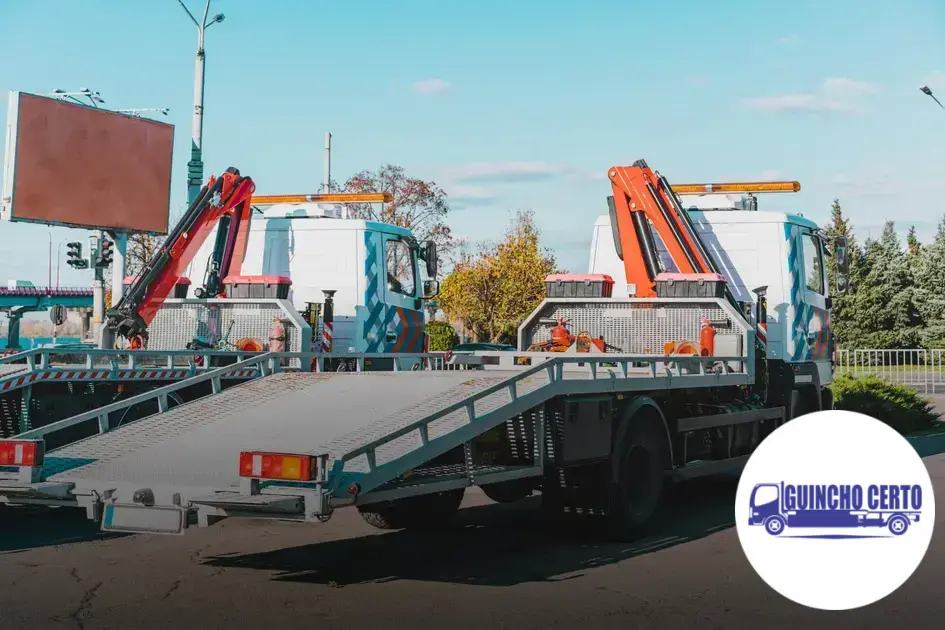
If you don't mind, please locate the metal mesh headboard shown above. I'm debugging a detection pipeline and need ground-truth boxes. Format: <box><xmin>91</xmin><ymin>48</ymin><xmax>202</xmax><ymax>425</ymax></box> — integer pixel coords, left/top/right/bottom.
<box><xmin>148</xmin><ymin>298</ymin><xmax>311</xmax><ymax>368</ymax></box>
<box><xmin>518</xmin><ymin>298</ymin><xmax>746</xmax><ymax>355</ymax></box>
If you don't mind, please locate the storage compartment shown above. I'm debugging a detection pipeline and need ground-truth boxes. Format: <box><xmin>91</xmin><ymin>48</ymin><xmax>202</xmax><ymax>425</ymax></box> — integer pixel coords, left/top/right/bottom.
<box><xmin>545</xmin><ymin>274</ymin><xmax>614</xmax><ymax>299</ymax></box>
<box><xmin>123</xmin><ymin>275</ymin><xmax>190</xmax><ymax>299</ymax></box>
<box><xmin>222</xmin><ymin>275</ymin><xmax>292</xmax><ymax>299</ymax></box>
<box><xmin>654</xmin><ymin>272</ymin><xmax>726</xmax><ymax>299</ymax></box>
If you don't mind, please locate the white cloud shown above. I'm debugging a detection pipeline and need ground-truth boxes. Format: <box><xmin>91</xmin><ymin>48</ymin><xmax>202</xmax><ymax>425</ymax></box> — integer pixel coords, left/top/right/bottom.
<box><xmin>740</xmin><ymin>77</ymin><xmax>880</xmax><ymax>113</ymax></box>
<box><xmin>442</xmin><ymin>161</ymin><xmax>574</xmax><ymax>183</ymax></box>
<box><xmin>445</xmin><ymin>184</ymin><xmax>497</xmax><ymax>207</ymax></box>
<box><xmin>412</xmin><ymin>78</ymin><xmax>450</xmax><ymax>94</ymax></box>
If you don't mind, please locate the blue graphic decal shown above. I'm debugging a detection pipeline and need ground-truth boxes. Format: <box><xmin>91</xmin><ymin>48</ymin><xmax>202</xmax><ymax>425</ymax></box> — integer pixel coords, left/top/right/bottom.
<box><xmin>749</xmin><ymin>481</ymin><xmax>923</xmax><ymax>538</ymax></box>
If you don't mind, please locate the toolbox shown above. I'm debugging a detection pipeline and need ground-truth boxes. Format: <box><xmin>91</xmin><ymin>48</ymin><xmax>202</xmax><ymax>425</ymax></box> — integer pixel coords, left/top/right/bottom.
<box><xmin>545</xmin><ymin>274</ymin><xmax>615</xmax><ymax>299</ymax></box>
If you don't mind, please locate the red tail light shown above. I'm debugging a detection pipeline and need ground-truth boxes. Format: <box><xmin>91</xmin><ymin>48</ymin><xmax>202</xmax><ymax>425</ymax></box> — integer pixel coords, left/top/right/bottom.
<box><xmin>239</xmin><ymin>451</ymin><xmax>317</xmax><ymax>481</ymax></box>
<box><xmin>0</xmin><ymin>440</ymin><xmax>44</xmax><ymax>466</ymax></box>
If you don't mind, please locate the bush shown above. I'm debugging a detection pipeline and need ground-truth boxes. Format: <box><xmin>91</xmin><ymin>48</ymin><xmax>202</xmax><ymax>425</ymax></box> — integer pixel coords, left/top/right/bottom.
<box><xmin>425</xmin><ymin>320</ymin><xmax>458</xmax><ymax>352</ymax></box>
<box><xmin>830</xmin><ymin>373</ymin><xmax>941</xmax><ymax>435</ymax></box>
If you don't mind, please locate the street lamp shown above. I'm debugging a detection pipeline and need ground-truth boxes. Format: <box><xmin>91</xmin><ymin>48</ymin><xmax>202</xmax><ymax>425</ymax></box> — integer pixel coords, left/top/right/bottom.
<box><xmin>116</xmin><ymin>108</ymin><xmax>171</xmax><ymax>118</ymax></box>
<box><xmin>919</xmin><ymin>85</ymin><xmax>944</xmax><ymax>110</ymax></box>
<box><xmin>176</xmin><ymin>0</ymin><xmax>226</xmax><ymax>205</ymax></box>
<box><xmin>51</xmin><ymin>88</ymin><xmax>105</xmax><ymax>108</ymax></box>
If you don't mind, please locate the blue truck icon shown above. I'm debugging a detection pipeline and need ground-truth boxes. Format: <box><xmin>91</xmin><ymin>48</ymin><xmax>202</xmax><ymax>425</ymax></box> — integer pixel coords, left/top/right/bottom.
<box><xmin>748</xmin><ymin>482</ymin><xmax>922</xmax><ymax>537</ymax></box>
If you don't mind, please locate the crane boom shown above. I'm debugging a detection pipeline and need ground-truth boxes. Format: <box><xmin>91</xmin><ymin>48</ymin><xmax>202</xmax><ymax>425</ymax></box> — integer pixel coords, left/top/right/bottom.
<box><xmin>106</xmin><ymin>167</ymin><xmax>256</xmax><ymax>342</ymax></box>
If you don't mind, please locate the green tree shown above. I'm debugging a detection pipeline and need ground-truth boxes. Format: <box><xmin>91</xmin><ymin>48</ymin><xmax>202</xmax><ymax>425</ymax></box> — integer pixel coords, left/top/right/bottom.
<box><xmin>916</xmin><ymin>217</ymin><xmax>945</xmax><ymax>347</ymax></box>
<box><xmin>849</xmin><ymin>221</ymin><xmax>925</xmax><ymax>349</ymax></box>
<box><xmin>823</xmin><ymin>199</ymin><xmax>864</xmax><ymax>347</ymax></box>
<box><xmin>438</xmin><ymin>210</ymin><xmax>558</xmax><ymax>342</ymax></box>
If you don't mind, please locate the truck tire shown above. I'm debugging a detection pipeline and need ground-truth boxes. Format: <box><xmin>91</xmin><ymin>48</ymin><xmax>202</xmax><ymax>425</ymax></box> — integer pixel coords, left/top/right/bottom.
<box><xmin>790</xmin><ymin>386</ymin><xmax>820</xmax><ymax>420</ymax></box>
<box><xmin>358</xmin><ymin>488</ymin><xmax>465</xmax><ymax>531</ymax></box>
<box><xmin>481</xmin><ymin>479</ymin><xmax>535</xmax><ymax>504</ymax></box>
<box><xmin>765</xmin><ymin>515</ymin><xmax>786</xmax><ymax>535</ymax></box>
<box><xmin>607</xmin><ymin>410</ymin><xmax>671</xmax><ymax>541</ymax></box>
<box><xmin>888</xmin><ymin>514</ymin><xmax>909</xmax><ymax>536</ymax></box>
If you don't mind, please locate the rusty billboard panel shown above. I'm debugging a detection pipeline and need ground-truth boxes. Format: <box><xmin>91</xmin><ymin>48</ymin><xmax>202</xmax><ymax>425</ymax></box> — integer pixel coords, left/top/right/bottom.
<box><xmin>1</xmin><ymin>91</ymin><xmax>174</xmax><ymax>234</ymax></box>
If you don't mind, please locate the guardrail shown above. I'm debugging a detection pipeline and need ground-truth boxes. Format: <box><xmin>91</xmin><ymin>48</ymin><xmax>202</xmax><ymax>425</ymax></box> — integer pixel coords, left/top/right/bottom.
<box><xmin>836</xmin><ymin>349</ymin><xmax>945</xmax><ymax>394</ymax></box>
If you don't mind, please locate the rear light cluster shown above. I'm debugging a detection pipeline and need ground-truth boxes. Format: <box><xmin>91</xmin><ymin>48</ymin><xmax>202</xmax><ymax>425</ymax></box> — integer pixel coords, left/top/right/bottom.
<box><xmin>239</xmin><ymin>451</ymin><xmax>317</xmax><ymax>481</ymax></box>
<box><xmin>0</xmin><ymin>440</ymin><xmax>44</xmax><ymax>466</ymax></box>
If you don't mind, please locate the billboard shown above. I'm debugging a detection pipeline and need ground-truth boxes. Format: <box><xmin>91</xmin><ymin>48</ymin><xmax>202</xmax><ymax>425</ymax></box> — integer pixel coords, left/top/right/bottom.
<box><xmin>1</xmin><ymin>91</ymin><xmax>174</xmax><ymax>234</ymax></box>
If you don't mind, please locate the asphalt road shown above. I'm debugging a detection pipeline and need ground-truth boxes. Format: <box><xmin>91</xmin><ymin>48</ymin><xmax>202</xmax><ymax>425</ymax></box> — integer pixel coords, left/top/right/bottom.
<box><xmin>1</xmin><ymin>433</ymin><xmax>945</xmax><ymax>630</ymax></box>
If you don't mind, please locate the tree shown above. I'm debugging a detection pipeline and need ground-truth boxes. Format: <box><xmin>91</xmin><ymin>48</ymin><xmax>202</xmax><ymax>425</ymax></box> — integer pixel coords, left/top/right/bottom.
<box><xmin>916</xmin><ymin>217</ymin><xmax>945</xmax><ymax>347</ymax></box>
<box><xmin>342</xmin><ymin>164</ymin><xmax>454</xmax><ymax>267</ymax></box>
<box><xmin>438</xmin><ymin>210</ymin><xmax>557</xmax><ymax>343</ymax></box>
<box><xmin>823</xmin><ymin>199</ymin><xmax>864</xmax><ymax>347</ymax></box>
<box><xmin>126</xmin><ymin>233</ymin><xmax>164</xmax><ymax>277</ymax></box>
<box><xmin>846</xmin><ymin>221</ymin><xmax>925</xmax><ymax>349</ymax></box>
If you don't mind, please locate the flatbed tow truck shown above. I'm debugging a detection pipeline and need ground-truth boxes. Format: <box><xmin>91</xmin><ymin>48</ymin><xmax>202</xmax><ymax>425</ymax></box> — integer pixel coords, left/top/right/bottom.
<box><xmin>0</xmin><ymin>160</ymin><xmax>849</xmax><ymax>540</ymax></box>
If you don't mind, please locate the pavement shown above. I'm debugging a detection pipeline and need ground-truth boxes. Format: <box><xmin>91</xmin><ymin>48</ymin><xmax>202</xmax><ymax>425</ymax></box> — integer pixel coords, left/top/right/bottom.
<box><xmin>2</xmin><ymin>439</ymin><xmax>945</xmax><ymax>628</ymax></box>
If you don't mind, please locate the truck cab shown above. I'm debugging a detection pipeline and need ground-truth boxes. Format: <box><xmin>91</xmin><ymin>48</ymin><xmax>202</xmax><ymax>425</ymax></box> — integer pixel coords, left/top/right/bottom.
<box><xmin>589</xmin><ymin>191</ymin><xmax>839</xmax><ymax>408</ymax></box>
<box><xmin>186</xmin><ymin>202</ymin><xmax>438</xmax><ymax>356</ymax></box>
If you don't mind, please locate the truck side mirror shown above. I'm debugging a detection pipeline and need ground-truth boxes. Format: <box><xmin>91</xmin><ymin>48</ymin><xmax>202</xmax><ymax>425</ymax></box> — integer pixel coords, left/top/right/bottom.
<box><xmin>422</xmin><ymin>241</ymin><xmax>438</xmax><ymax>278</ymax></box>
<box><xmin>423</xmin><ymin>279</ymin><xmax>440</xmax><ymax>299</ymax></box>
<box><xmin>834</xmin><ymin>236</ymin><xmax>849</xmax><ymax>295</ymax></box>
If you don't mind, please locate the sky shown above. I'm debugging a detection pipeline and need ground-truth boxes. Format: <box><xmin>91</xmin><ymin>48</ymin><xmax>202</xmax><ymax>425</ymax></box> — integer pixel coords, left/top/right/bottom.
<box><xmin>0</xmin><ymin>0</ymin><xmax>944</xmax><ymax>291</ymax></box>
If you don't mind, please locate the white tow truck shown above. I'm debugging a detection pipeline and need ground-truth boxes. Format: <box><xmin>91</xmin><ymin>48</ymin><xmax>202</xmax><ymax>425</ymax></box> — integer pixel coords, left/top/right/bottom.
<box><xmin>0</xmin><ymin>161</ymin><xmax>849</xmax><ymax>541</ymax></box>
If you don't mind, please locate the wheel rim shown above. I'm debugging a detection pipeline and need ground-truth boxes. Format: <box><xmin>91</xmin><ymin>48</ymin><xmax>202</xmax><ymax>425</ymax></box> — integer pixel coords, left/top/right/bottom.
<box><xmin>891</xmin><ymin>519</ymin><xmax>905</xmax><ymax>533</ymax></box>
<box><xmin>768</xmin><ymin>518</ymin><xmax>782</xmax><ymax>533</ymax></box>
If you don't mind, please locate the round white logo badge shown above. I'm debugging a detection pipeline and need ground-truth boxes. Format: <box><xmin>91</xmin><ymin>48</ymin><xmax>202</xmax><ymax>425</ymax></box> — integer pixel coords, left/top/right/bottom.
<box><xmin>735</xmin><ymin>409</ymin><xmax>935</xmax><ymax>611</ymax></box>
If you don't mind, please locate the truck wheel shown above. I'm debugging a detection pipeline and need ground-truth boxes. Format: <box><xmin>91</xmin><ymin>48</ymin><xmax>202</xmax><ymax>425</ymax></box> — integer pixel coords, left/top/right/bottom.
<box><xmin>481</xmin><ymin>479</ymin><xmax>535</xmax><ymax>504</ymax></box>
<box><xmin>888</xmin><ymin>514</ymin><xmax>909</xmax><ymax>536</ymax></box>
<box><xmin>358</xmin><ymin>488</ymin><xmax>465</xmax><ymax>531</ymax></box>
<box><xmin>765</xmin><ymin>515</ymin><xmax>786</xmax><ymax>536</ymax></box>
<box><xmin>607</xmin><ymin>412</ymin><xmax>670</xmax><ymax>541</ymax></box>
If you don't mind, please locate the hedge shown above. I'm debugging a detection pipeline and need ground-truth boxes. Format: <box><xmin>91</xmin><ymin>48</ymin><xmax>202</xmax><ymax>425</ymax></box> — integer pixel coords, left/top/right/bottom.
<box><xmin>829</xmin><ymin>373</ymin><xmax>941</xmax><ymax>435</ymax></box>
<box><xmin>425</xmin><ymin>320</ymin><xmax>458</xmax><ymax>352</ymax></box>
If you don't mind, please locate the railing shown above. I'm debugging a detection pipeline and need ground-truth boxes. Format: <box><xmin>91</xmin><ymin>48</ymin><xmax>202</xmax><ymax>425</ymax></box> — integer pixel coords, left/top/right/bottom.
<box><xmin>835</xmin><ymin>349</ymin><xmax>945</xmax><ymax>394</ymax></box>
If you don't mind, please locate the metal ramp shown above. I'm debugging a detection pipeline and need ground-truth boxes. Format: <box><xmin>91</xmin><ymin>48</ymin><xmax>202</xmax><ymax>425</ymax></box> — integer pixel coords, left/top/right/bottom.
<box><xmin>41</xmin><ymin>370</ymin><xmax>528</xmax><ymax>504</ymax></box>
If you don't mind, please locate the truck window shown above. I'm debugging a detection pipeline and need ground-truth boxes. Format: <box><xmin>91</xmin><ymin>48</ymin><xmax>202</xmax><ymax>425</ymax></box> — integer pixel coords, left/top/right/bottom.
<box><xmin>802</xmin><ymin>232</ymin><xmax>825</xmax><ymax>295</ymax></box>
<box><xmin>386</xmin><ymin>237</ymin><xmax>416</xmax><ymax>297</ymax></box>
<box><xmin>754</xmin><ymin>485</ymin><xmax>779</xmax><ymax>508</ymax></box>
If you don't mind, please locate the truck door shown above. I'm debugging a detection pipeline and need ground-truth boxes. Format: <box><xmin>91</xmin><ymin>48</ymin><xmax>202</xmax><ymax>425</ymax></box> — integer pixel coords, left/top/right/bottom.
<box><xmin>362</xmin><ymin>231</ymin><xmax>425</xmax><ymax>354</ymax></box>
<box><xmin>788</xmin><ymin>225</ymin><xmax>832</xmax><ymax>380</ymax></box>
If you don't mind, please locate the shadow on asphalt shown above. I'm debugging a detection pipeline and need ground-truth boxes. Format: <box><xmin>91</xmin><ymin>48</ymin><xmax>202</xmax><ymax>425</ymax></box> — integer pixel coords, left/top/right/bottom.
<box><xmin>203</xmin><ymin>475</ymin><xmax>739</xmax><ymax>587</ymax></box>
<box><xmin>0</xmin><ymin>506</ymin><xmax>125</xmax><ymax>554</ymax></box>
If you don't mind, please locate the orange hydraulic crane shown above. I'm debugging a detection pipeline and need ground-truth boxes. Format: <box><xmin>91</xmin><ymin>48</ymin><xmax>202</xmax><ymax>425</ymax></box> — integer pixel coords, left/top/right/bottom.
<box><xmin>607</xmin><ymin>159</ymin><xmax>728</xmax><ymax>299</ymax></box>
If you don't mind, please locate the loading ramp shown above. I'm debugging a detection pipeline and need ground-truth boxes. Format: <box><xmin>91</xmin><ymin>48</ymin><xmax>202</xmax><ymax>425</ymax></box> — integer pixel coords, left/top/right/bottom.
<box><xmin>0</xmin><ymin>345</ymin><xmax>754</xmax><ymax>534</ymax></box>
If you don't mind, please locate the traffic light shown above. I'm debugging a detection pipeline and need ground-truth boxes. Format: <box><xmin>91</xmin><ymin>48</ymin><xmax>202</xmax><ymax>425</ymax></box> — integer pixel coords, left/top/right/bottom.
<box><xmin>98</xmin><ymin>237</ymin><xmax>113</xmax><ymax>267</ymax></box>
<box><xmin>66</xmin><ymin>242</ymin><xmax>87</xmax><ymax>269</ymax></box>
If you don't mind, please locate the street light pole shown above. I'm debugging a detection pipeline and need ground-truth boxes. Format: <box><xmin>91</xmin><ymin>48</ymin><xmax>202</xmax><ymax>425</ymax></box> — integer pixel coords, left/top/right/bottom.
<box><xmin>177</xmin><ymin>0</ymin><xmax>225</xmax><ymax>205</ymax></box>
<box><xmin>919</xmin><ymin>85</ymin><xmax>945</xmax><ymax>110</ymax></box>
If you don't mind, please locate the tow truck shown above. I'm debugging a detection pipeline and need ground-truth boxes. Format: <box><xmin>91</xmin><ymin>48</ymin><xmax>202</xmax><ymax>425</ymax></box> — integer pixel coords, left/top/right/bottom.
<box><xmin>0</xmin><ymin>159</ymin><xmax>848</xmax><ymax>541</ymax></box>
<box><xmin>0</xmin><ymin>167</ymin><xmax>440</xmax><ymax>436</ymax></box>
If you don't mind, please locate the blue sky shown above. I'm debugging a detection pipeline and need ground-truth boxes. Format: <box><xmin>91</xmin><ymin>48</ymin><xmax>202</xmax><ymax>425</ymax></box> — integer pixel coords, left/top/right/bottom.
<box><xmin>1</xmin><ymin>0</ymin><xmax>944</xmax><ymax>289</ymax></box>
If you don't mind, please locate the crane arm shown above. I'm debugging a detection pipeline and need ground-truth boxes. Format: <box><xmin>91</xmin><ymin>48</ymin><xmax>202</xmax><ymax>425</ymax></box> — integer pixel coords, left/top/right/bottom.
<box><xmin>608</xmin><ymin>159</ymin><xmax>716</xmax><ymax>297</ymax></box>
<box><xmin>106</xmin><ymin>167</ymin><xmax>256</xmax><ymax>341</ymax></box>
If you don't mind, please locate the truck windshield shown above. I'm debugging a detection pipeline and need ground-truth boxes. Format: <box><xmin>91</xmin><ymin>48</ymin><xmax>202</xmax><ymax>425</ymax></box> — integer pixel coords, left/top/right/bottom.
<box><xmin>752</xmin><ymin>484</ymin><xmax>779</xmax><ymax>508</ymax></box>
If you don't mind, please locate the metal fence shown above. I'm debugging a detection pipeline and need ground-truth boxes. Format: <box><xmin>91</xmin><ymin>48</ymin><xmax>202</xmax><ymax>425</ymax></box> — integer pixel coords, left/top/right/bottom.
<box><xmin>835</xmin><ymin>349</ymin><xmax>945</xmax><ymax>395</ymax></box>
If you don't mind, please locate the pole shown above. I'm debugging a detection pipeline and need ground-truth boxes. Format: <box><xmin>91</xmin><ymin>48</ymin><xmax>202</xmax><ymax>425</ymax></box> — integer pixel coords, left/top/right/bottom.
<box><xmin>47</xmin><ymin>233</ymin><xmax>52</xmax><ymax>288</ymax></box>
<box><xmin>187</xmin><ymin>21</ymin><xmax>207</xmax><ymax>204</ymax></box>
<box><xmin>324</xmin><ymin>132</ymin><xmax>331</xmax><ymax>194</ymax></box>
<box><xmin>56</xmin><ymin>242</ymin><xmax>62</xmax><ymax>288</ymax></box>
<box><xmin>321</xmin><ymin>290</ymin><xmax>335</xmax><ymax>353</ymax></box>
<box><xmin>110</xmin><ymin>231</ymin><xmax>128</xmax><ymax>304</ymax></box>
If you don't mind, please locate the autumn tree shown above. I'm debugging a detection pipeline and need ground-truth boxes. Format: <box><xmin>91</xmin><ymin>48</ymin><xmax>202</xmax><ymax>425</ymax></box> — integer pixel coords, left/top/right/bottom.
<box><xmin>438</xmin><ymin>210</ymin><xmax>557</xmax><ymax>343</ymax></box>
<box><xmin>342</xmin><ymin>164</ymin><xmax>454</xmax><ymax>273</ymax></box>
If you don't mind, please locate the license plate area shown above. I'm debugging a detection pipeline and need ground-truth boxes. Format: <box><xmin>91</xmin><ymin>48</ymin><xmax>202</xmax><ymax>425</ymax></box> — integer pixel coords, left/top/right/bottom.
<box><xmin>102</xmin><ymin>502</ymin><xmax>188</xmax><ymax>535</ymax></box>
